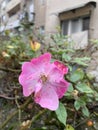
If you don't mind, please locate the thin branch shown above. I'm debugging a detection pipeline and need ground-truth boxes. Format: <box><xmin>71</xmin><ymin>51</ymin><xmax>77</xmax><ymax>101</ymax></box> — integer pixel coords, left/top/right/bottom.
<box><xmin>0</xmin><ymin>67</ymin><xmax>20</xmax><ymax>72</ymax></box>
<box><xmin>75</xmin><ymin>113</ymin><xmax>93</xmax><ymax>128</ymax></box>
<box><xmin>15</xmin><ymin>95</ymin><xmax>21</xmax><ymax>124</ymax></box>
<box><xmin>0</xmin><ymin>96</ymin><xmax>47</xmax><ymax>129</ymax></box>
<box><xmin>0</xmin><ymin>97</ymin><xmax>31</xmax><ymax>129</ymax></box>
<box><xmin>0</xmin><ymin>94</ymin><xmax>16</xmax><ymax>100</ymax></box>
<box><xmin>31</xmin><ymin>109</ymin><xmax>47</xmax><ymax>124</ymax></box>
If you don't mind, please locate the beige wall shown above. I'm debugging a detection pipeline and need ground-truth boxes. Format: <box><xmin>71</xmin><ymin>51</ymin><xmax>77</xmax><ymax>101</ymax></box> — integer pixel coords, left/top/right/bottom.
<box><xmin>45</xmin><ymin>0</ymin><xmax>97</xmax><ymax>38</ymax></box>
<box><xmin>0</xmin><ymin>0</ymin><xmax>98</xmax><ymax>40</ymax></box>
<box><xmin>89</xmin><ymin>1</ymin><xmax>98</xmax><ymax>39</ymax></box>
<box><xmin>34</xmin><ymin>0</ymin><xmax>46</xmax><ymax>28</ymax></box>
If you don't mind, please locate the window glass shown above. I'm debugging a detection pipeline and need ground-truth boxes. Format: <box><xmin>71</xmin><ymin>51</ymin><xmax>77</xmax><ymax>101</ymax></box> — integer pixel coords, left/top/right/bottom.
<box><xmin>71</xmin><ymin>19</ymin><xmax>80</xmax><ymax>34</ymax></box>
<box><xmin>61</xmin><ymin>16</ymin><xmax>90</xmax><ymax>35</ymax></box>
<box><xmin>61</xmin><ymin>20</ymin><xmax>69</xmax><ymax>35</ymax></box>
<box><xmin>82</xmin><ymin>17</ymin><xmax>90</xmax><ymax>30</ymax></box>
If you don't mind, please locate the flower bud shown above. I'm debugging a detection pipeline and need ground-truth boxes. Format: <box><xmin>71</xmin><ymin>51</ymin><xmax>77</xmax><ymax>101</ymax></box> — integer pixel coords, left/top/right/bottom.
<box><xmin>72</xmin><ymin>90</ymin><xmax>79</xmax><ymax>99</ymax></box>
<box><xmin>30</xmin><ymin>40</ymin><xmax>41</xmax><ymax>51</ymax></box>
<box><xmin>87</xmin><ymin>120</ymin><xmax>93</xmax><ymax>127</ymax></box>
<box><xmin>2</xmin><ymin>51</ymin><xmax>10</xmax><ymax>57</ymax></box>
<box><xmin>20</xmin><ymin>120</ymin><xmax>31</xmax><ymax>130</ymax></box>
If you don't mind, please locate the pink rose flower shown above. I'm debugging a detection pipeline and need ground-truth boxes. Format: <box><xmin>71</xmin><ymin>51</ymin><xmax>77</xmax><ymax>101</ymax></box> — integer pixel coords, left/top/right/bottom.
<box><xmin>19</xmin><ymin>53</ymin><xmax>69</xmax><ymax>110</ymax></box>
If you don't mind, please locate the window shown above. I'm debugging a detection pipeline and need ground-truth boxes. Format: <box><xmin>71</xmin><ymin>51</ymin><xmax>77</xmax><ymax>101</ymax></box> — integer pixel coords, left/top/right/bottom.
<box><xmin>82</xmin><ymin>17</ymin><xmax>90</xmax><ymax>30</ymax></box>
<box><xmin>8</xmin><ymin>4</ymin><xmax>20</xmax><ymax>17</ymax></box>
<box><xmin>61</xmin><ymin>16</ymin><xmax>90</xmax><ymax>35</ymax></box>
<box><xmin>71</xmin><ymin>19</ymin><xmax>80</xmax><ymax>33</ymax></box>
<box><xmin>61</xmin><ymin>20</ymin><xmax>68</xmax><ymax>35</ymax></box>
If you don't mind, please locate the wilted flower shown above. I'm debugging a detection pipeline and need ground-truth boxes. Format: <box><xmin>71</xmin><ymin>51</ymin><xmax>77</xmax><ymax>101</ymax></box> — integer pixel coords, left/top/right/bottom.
<box><xmin>19</xmin><ymin>53</ymin><xmax>69</xmax><ymax>110</ymax></box>
<box><xmin>30</xmin><ymin>40</ymin><xmax>40</xmax><ymax>51</ymax></box>
<box><xmin>72</xmin><ymin>90</ymin><xmax>79</xmax><ymax>99</ymax></box>
<box><xmin>20</xmin><ymin>120</ymin><xmax>31</xmax><ymax>130</ymax></box>
<box><xmin>2</xmin><ymin>51</ymin><xmax>10</xmax><ymax>57</ymax></box>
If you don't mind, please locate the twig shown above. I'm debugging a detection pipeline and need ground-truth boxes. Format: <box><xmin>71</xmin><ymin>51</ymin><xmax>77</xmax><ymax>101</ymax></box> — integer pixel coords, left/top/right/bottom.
<box><xmin>75</xmin><ymin>113</ymin><xmax>93</xmax><ymax>128</ymax></box>
<box><xmin>0</xmin><ymin>66</ymin><xmax>20</xmax><ymax>72</ymax></box>
<box><xmin>31</xmin><ymin>109</ymin><xmax>47</xmax><ymax>124</ymax></box>
<box><xmin>15</xmin><ymin>95</ymin><xmax>21</xmax><ymax>124</ymax></box>
<box><xmin>73</xmin><ymin>111</ymin><xmax>77</xmax><ymax>127</ymax></box>
<box><xmin>0</xmin><ymin>97</ymin><xmax>31</xmax><ymax>129</ymax></box>
<box><xmin>0</xmin><ymin>94</ymin><xmax>16</xmax><ymax>100</ymax></box>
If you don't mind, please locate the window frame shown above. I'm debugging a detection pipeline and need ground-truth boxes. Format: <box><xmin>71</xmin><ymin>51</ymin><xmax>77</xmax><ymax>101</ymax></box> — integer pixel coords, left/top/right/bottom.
<box><xmin>61</xmin><ymin>16</ymin><xmax>90</xmax><ymax>35</ymax></box>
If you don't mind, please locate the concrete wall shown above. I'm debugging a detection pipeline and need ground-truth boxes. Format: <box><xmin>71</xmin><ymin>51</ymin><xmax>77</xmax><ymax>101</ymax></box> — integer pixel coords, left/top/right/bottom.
<box><xmin>0</xmin><ymin>0</ymin><xmax>34</xmax><ymax>32</ymax></box>
<box><xmin>42</xmin><ymin>0</ymin><xmax>98</xmax><ymax>39</ymax></box>
<box><xmin>89</xmin><ymin>1</ymin><xmax>98</xmax><ymax>39</ymax></box>
<box><xmin>34</xmin><ymin>0</ymin><xmax>46</xmax><ymax>28</ymax></box>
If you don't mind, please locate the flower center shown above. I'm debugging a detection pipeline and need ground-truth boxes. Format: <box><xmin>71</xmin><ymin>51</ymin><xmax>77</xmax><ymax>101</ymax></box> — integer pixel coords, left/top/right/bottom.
<box><xmin>40</xmin><ymin>74</ymin><xmax>48</xmax><ymax>83</ymax></box>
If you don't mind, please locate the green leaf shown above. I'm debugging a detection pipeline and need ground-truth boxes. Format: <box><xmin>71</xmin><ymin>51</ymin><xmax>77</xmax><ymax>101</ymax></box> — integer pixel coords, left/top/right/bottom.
<box><xmin>82</xmin><ymin>106</ymin><xmax>90</xmax><ymax>117</ymax></box>
<box><xmin>74</xmin><ymin>100</ymin><xmax>81</xmax><ymax>110</ymax></box>
<box><xmin>63</xmin><ymin>49</ymin><xmax>75</xmax><ymax>53</ymax></box>
<box><xmin>73</xmin><ymin>57</ymin><xmax>91</xmax><ymax>66</ymax></box>
<box><xmin>95</xmin><ymin>93</ymin><xmax>98</xmax><ymax>101</ymax></box>
<box><xmin>66</xmin><ymin>124</ymin><xmax>75</xmax><ymax>130</ymax></box>
<box><xmin>8</xmin><ymin>126</ymin><xmax>14</xmax><ymax>130</ymax></box>
<box><xmin>65</xmin><ymin>84</ymin><xmax>74</xmax><ymax>98</ymax></box>
<box><xmin>55</xmin><ymin>102</ymin><xmax>67</xmax><ymax>126</ymax></box>
<box><xmin>74</xmin><ymin>98</ymin><xmax>86</xmax><ymax>110</ymax></box>
<box><xmin>70</xmin><ymin>69</ymin><xmax>84</xmax><ymax>83</ymax></box>
<box><xmin>62</xmin><ymin>53</ymin><xmax>71</xmax><ymax>62</ymax></box>
<box><xmin>76</xmin><ymin>83</ymin><xmax>93</xmax><ymax>93</ymax></box>
<box><xmin>67</xmin><ymin>84</ymin><xmax>74</xmax><ymax>92</ymax></box>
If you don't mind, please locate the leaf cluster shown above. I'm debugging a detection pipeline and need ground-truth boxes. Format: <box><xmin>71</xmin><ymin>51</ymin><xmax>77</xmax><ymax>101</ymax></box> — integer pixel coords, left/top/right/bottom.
<box><xmin>46</xmin><ymin>33</ymin><xmax>98</xmax><ymax>129</ymax></box>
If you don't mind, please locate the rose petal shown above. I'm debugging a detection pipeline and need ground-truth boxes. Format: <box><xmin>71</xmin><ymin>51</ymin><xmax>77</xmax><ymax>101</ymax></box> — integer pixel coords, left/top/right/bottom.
<box><xmin>49</xmin><ymin>67</ymin><xmax>63</xmax><ymax>82</ymax></box>
<box><xmin>35</xmin><ymin>84</ymin><xmax>59</xmax><ymax>111</ymax></box>
<box><xmin>31</xmin><ymin>53</ymin><xmax>51</xmax><ymax>65</ymax></box>
<box><xmin>54</xmin><ymin>61</ymin><xmax>68</xmax><ymax>74</ymax></box>
<box><xmin>51</xmin><ymin>80</ymin><xmax>70</xmax><ymax>98</ymax></box>
<box><xmin>21</xmin><ymin>62</ymin><xmax>38</xmax><ymax>74</ymax></box>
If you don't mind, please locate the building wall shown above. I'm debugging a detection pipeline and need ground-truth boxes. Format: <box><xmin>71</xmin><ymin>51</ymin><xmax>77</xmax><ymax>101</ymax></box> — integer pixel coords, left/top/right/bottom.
<box><xmin>89</xmin><ymin>1</ymin><xmax>98</xmax><ymax>39</ymax></box>
<box><xmin>0</xmin><ymin>0</ymin><xmax>34</xmax><ymax>32</ymax></box>
<box><xmin>44</xmin><ymin>0</ymin><xmax>98</xmax><ymax>40</ymax></box>
<box><xmin>45</xmin><ymin>0</ymin><xmax>90</xmax><ymax>33</ymax></box>
<box><xmin>34</xmin><ymin>0</ymin><xmax>46</xmax><ymax>26</ymax></box>
<box><xmin>0</xmin><ymin>0</ymin><xmax>98</xmax><ymax>40</ymax></box>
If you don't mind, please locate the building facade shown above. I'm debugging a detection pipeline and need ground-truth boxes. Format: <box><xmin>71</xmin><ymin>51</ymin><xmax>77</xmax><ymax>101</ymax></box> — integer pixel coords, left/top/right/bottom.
<box><xmin>0</xmin><ymin>0</ymin><xmax>98</xmax><ymax>48</ymax></box>
<box><xmin>34</xmin><ymin>0</ymin><xmax>97</xmax><ymax>49</ymax></box>
<box><xmin>0</xmin><ymin>0</ymin><xmax>34</xmax><ymax>32</ymax></box>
